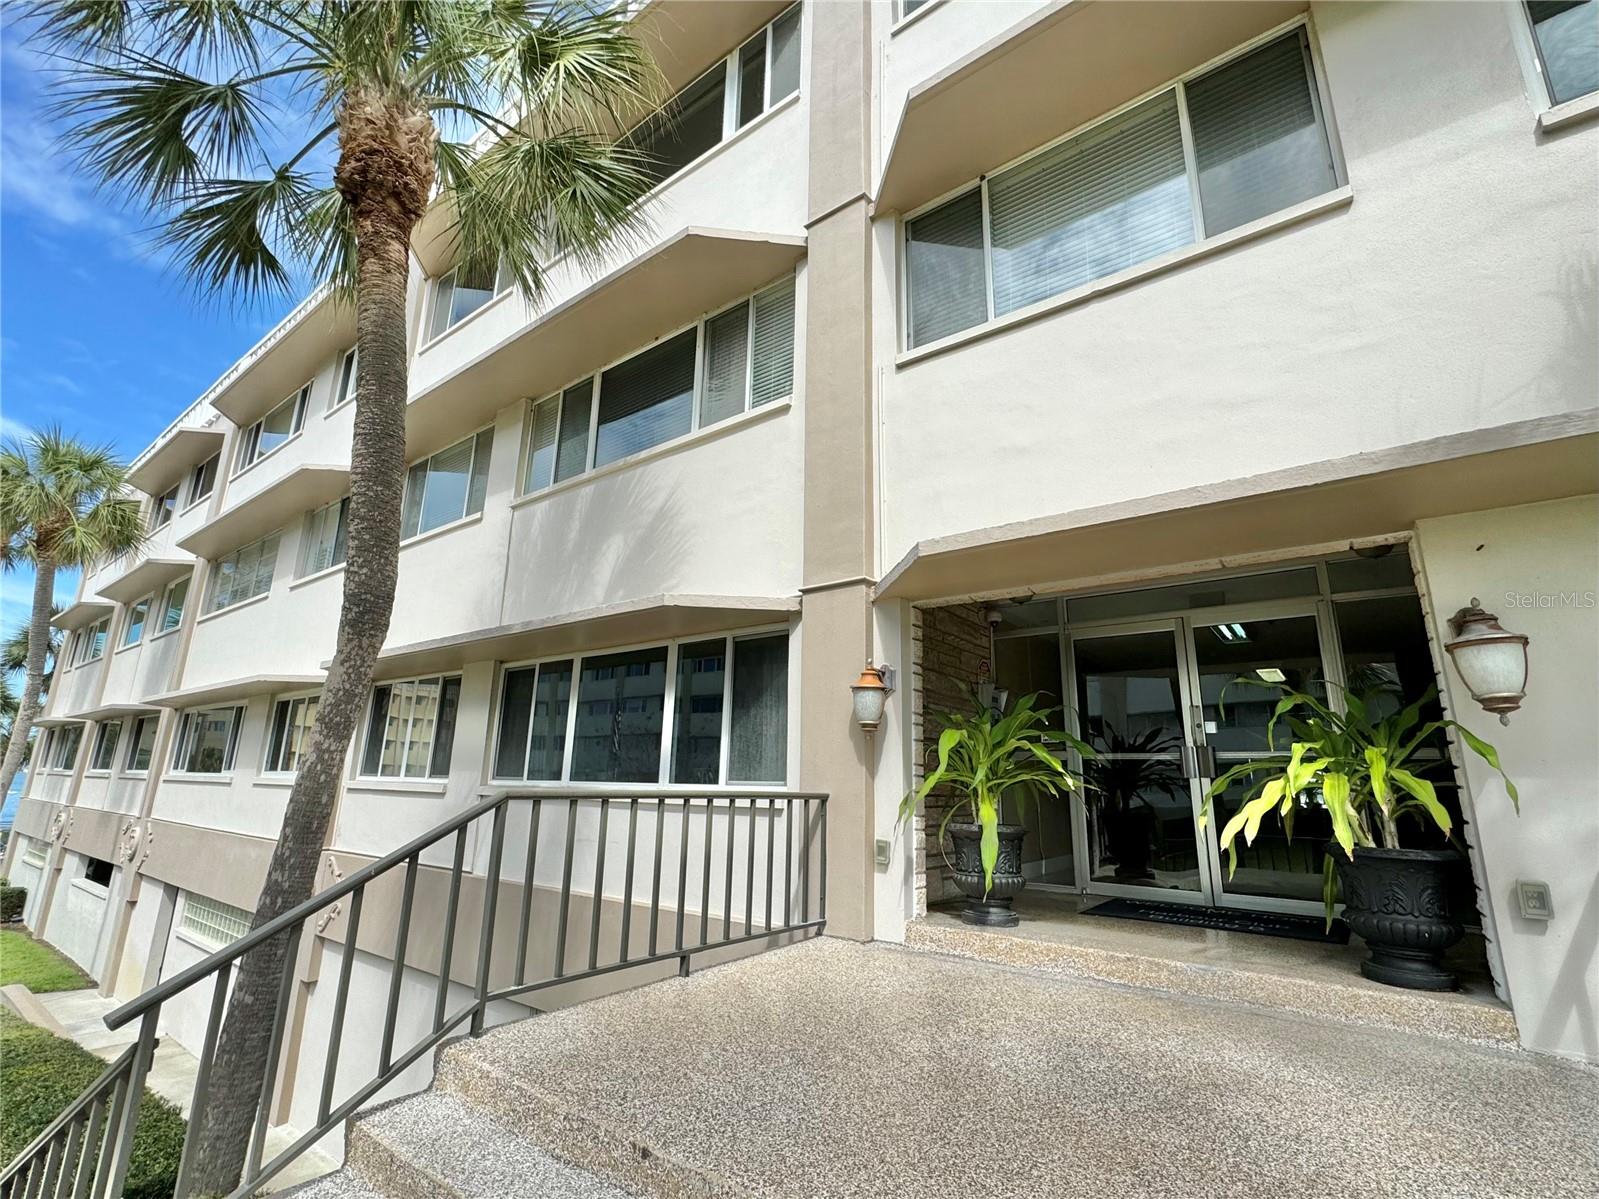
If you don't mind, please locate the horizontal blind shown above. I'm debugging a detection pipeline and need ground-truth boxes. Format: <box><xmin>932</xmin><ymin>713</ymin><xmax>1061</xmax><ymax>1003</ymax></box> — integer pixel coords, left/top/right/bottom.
<box><xmin>525</xmin><ymin>396</ymin><xmax>559</xmax><ymax>491</ymax></box>
<box><xmin>701</xmin><ymin>301</ymin><xmax>751</xmax><ymax>425</ymax></box>
<box><xmin>751</xmin><ymin>277</ymin><xmax>796</xmax><ymax>406</ymax></box>
<box><xmin>1186</xmin><ymin>30</ymin><xmax>1336</xmax><ymax>236</ymax></box>
<box><xmin>467</xmin><ymin>428</ymin><xmax>493</xmax><ymax>516</ymax></box>
<box><xmin>416</xmin><ymin>436</ymin><xmax>474</xmax><ymax>534</ymax></box>
<box><xmin>769</xmin><ymin>6</ymin><xmax>802</xmax><ymax>103</ymax></box>
<box><xmin>555</xmin><ymin>379</ymin><xmax>594</xmax><ymax>482</ymax></box>
<box><xmin>594</xmin><ymin>328</ymin><xmax>696</xmax><ymax>467</ymax></box>
<box><xmin>905</xmin><ymin>189</ymin><xmax>987</xmax><ymax>347</ymax></box>
<box><xmin>988</xmin><ymin>91</ymin><xmax>1192</xmax><ymax>317</ymax></box>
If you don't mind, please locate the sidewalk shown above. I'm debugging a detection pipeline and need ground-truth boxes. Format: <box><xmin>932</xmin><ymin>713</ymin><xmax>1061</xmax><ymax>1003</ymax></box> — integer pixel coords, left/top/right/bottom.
<box><xmin>32</xmin><ymin>987</ymin><xmax>338</xmax><ymax>1191</ymax></box>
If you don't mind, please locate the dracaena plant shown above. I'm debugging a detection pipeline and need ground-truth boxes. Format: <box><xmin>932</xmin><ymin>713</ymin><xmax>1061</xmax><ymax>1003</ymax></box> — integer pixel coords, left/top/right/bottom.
<box><xmin>899</xmin><ymin>693</ymin><xmax>1094</xmax><ymax>896</ymax></box>
<box><xmin>1200</xmin><ymin>681</ymin><xmax>1518</xmax><ymax>921</ymax></box>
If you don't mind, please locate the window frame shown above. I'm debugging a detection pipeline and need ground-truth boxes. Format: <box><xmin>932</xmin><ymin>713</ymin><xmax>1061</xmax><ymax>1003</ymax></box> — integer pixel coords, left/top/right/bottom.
<box><xmin>424</xmin><ymin>260</ymin><xmax>512</xmax><ymax>346</ymax></box>
<box><xmin>169</xmin><ymin>704</ymin><xmax>246</xmax><ymax>776</ymax></box>
<box><xmin>897</xmin><ymin>14</ymin><xmax>1343</xmax><ymax>351</ymax></box>
<box><xmin>88</xmin><ymin>720</ymin><xmax>123</xmax><ymax>774</ymax></box>
<box><xmin>150</xmin><ymin>484</ymin><xmax>179</xmax><ymax>529</ymax></box>
<box><xmin>206</xmin><ymin>531</ymin><xmax>282</xmax><ymax>614</ymax></box>
<box><xmin>298</xmin><ymin>496</ymin><xmax>350</xmax><ymax>578</ymax></box>
<box><xmin>235</xmin><ymin>383</ymin><xmax>311</xmax><ymax>474</ymax></box>
<box><xmin>330</xmin><ymin>346</ymin><xmax>359</xmax><ymax>413</ymax></box>
<box><xmin>1520</xmin><ymin>0</ymin><xmax>1599</xmax><ymax>108</ymax></box>
<box><xmin>75</xmin><ymin>617</ymin><xmax>110</xmax><ymax>666</ymax></box>
<box><xmin>356</xmin><ymin>674</ymin><xmax>463</xmax><ymax>781</ymax></box>
<box><xmin>263</xmin><ymin>691</ymin><xmax>321</xmax><ymax>775</ymax></box>
<box><xmin>156</xmin><ymin>574</ymin><xmax>191</xmax><ymax>637</ymax></box>
<box><xmin>489</xmin><ymin>625</ymin><xmax>794</xmax><ymax>789</ymax></box>
<box><xmin>400</xmin><ymin>427</ymin><xmax>494</xmax><ymax>541</ymax></box>
<box><xmin>124</xmin><ymin>714</ymin><xmax>160</xmax><ymax>774</ymax></box>
<box><xmin>184</xmin><ymin>453</ymin><xmax>219</xmax><ymax>510</ymax></box>
<box><xmin>48</xmin><ymin>724</ymin><xmax>84</xmax><ymax>772</ymax></box>
<box><xmin>518</xmin><ymin>271</ymin><xmax>797</xmax><ymax>495</ymax></box>
<box><xmin>120</xmin><ymin>595</ymin><xmax>153</xmax><ymax>648</ymax></box>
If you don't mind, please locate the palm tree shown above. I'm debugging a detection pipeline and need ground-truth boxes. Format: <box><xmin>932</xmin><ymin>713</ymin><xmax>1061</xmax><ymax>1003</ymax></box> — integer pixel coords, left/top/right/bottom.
<box><xmin>41</xmin><ymin>3</ymin><xmax>663</xmax><ymax>1188</ymax></box>
<box><xmin>0</xmin><ymin>431</ymin><xmax>144</xmax><ymax>804</ymax></box>
<box><xmin>0</xmin><ymin>612</ymin><xmax>63</xmax><ymax>769</ymax></box>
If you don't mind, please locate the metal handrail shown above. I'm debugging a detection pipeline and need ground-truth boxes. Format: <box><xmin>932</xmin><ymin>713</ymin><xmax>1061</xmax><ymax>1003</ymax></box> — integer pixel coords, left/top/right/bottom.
<box><xmin>3</xmin><ymin>787</ymin><xmax>828</xmax><ymax>1199</ymax></box>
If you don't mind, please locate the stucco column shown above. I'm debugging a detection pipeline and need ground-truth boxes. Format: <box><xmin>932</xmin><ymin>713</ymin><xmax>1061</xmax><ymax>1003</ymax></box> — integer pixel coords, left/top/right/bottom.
<box><xmin>799</xmin><ymin>1</ymin><xmax>876</xmax><ymax>941</ymax></box>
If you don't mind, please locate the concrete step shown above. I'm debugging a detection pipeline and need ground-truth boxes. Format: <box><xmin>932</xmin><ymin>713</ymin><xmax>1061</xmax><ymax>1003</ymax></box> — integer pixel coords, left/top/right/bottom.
<box><xmin>338</xmin><ymin>1090</ymin><xmax>641</xmax><ymax>1199</ymax></box>
<box><xmin>431</xmin><ymin>1041</ymin><xmax>732</xmax><ymax>1199</ymax></box>
<box><xmin>902</xmin><ymin>914</ymin><xmax>1521</xmax><ymax>1048</ymax></box>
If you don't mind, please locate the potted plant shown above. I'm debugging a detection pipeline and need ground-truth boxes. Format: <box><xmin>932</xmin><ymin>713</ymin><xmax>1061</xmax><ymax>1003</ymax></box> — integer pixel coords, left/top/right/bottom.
<box><xmin>900</xmin><ymin>693</ymin><xmax>1092</xmax><ymax>927</ymax></box>
<box><xmin>1201</xmin><ymin>683</ymin><xmax>1518</xmax><ymax>990</ymax></box>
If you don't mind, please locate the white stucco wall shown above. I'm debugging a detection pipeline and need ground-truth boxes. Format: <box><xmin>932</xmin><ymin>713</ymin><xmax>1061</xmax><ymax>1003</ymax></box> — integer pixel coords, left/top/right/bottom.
<box><xmin>872</xmin><ymin>1</ymin><xmax>1597</xmax><ymax>574</ymax></box>
<box><xmin>1413</xmin><ymin>495</ymin><xmax>1599</xmax><ymax>1064</ymax></box>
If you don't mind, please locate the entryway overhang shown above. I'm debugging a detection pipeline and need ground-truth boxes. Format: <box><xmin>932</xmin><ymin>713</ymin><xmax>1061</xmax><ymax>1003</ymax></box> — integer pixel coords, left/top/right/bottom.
<box><xmin>125</xmin><ymin>427</ymin><xmax>227</xmax><ymax>497</ymax></box>
<box><xmin>877</xmin><ymin>414</ymin><xmax>1599</xmax><ymax>604</ymax></box>
<box><xmin>363</xmin><ymin>593</ymin><xmax>800</xmax><ymax>681</ymax></box>
<box><xmin>209</xmin><ymin>286</ymin><xmax>356</xmax><ymax>428</ymax></box>
<box><xmin>96</xmin><ymin>556</ymin><xmax>193</xmax><ymax>605</ymax></box>
<box><xmin>404</xmin><ymin>228</ymin><xmax>806</xmax><ymax>460</ymax></box>
<box><xmin>177</xmin><ymin>464</ymin><xmax>350</xmax><ymax>560</ymax></box>
<box><xmin>145</xmin><ymin>673</ymin><xmax>325</xmax><ymax>709</ymax></box>
<box><xmin>875</xmin><ymin>0</ymin><xmax>1308</xmax><ymax>216</ymax></box>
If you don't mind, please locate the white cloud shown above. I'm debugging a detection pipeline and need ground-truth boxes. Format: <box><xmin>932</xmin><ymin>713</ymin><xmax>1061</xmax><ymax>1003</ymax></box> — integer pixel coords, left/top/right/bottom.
<box><xmin>0</xmin><ymin>413</ymin><xmax>33</xmax><ymax>441</ymax></box>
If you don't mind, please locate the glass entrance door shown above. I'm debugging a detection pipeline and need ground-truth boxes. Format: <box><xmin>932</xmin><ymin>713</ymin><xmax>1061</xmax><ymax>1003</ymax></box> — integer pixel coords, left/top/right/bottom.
<box><xmin>1187</xmin><ymin>609</ymin><xmax>1336</xmax><ymax>911</ymax></box>
<box><xmin>1070</xmin><ymin>623</ymin><xmax>1208</xmax><ymax>902</ymax></box>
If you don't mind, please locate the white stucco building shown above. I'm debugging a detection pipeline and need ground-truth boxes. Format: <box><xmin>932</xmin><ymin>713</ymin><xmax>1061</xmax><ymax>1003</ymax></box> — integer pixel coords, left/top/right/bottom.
<box><xmin>5</xmin><ymin>5</ymin><xmax>1595</xmax><ymax>1158</ymax></box>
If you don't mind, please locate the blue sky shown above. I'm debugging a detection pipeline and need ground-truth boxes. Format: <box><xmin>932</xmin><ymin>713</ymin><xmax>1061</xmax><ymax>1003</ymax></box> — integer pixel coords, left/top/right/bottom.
<box><xmin>1</xmin><ymin>16</ymin><xmax>299</xmax><ymax>638</ymax></box>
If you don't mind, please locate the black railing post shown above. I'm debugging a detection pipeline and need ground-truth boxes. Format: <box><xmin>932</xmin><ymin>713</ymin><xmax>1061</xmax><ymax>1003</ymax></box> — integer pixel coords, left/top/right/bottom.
<box><xmin>554</xmin><ymin>798</ymin><xmax>577</xmax><ymax>979</ymax></box>
<box><xmin>379</xmin><ymin>854</ymin><xmax>419</xmax><ymax>1075</ymax></box>
<box><xmin>433</xmin><ymin>828</ymin><xmax>468</xmax><ymax>1033</ymax></box>
<box><xmin>472</xmin><ymin>800</ymin><xmax>509</xmax><ymax>1037</ymax></box>
<box><xmin>173</xmin><ymin>961</ymin><xmax>232</xmax><ymax>1198</ymax></box>
<box><xmin>246</xmin><ymin>922</ymin><xmax>302</xmax><ymax>1184</ymax></box>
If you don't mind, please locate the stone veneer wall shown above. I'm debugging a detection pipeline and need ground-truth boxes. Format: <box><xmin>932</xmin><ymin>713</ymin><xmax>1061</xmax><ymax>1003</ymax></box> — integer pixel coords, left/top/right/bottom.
<box><xmin>910</xmin><ymin>602</ymin><xmax>991</xmax><ymax>913</ymax></box>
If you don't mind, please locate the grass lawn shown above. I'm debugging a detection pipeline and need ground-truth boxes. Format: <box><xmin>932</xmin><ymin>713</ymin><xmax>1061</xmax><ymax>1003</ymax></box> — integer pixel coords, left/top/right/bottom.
<box><xmin>0</xmin><ymin>929</ymin><xmax>93</xmax><ymax>993</ymax></box>
<box><xmin>0</xmin><ymin>1013</ymin><xmax>186</xmax><ymax>1199</ymax></box>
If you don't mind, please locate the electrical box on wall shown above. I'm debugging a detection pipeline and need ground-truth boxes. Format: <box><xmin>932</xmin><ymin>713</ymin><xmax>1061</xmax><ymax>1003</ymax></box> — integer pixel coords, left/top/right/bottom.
<box><xmin>1515</xmin><ymin>880</ymin><xmax>1554</xmax><ymax>921</ymax></box>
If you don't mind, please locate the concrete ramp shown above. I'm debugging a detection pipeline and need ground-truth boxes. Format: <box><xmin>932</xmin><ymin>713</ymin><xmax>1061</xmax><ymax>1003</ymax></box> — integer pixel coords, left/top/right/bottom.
<box><xmin>297</xmin><ymin>938</ymin><xmax>1599</xmax><ymax>1198</ymax></box>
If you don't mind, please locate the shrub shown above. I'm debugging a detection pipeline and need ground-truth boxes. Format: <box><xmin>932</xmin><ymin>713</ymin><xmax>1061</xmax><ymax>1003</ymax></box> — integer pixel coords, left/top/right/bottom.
<box><xmin>0</xmin><ymin>1013</ymin><xmax>186</xmax><ymax>1199</ymax></box>
<box><xmin>0</xmin><ymin>880</ymin><xmax>25</xmax><ymax>923</ymax></box>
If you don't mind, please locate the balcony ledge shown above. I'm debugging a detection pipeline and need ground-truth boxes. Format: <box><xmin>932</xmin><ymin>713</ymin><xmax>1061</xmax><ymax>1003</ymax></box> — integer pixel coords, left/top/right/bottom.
<box><xmin>178</xmin><ymin>464</ymin><xmax>350</xmax><ymax>560</ymax></box>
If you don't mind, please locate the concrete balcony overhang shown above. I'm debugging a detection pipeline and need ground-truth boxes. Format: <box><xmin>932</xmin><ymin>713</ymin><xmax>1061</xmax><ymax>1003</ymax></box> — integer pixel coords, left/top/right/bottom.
<box><xmin>209</xmin><ymin>288</ymin><xmax>356</xmax><ymax>428</ymax></box>
<box><xmin>877</xmin><ymin>413</ymin><xmax>1599</xmax><ymax>605</ymax></box>
<box><xmin>97</xmin><ymin>557</ymin><xmax>193</xmax><ymax>605</ymax></box>
<box><xmin>408</xmin><ymin>2</ymin><xmax>789</xmax><ymax>275</ymax></box>
<box><xmin>363</xmin><ymin>593</ymin><xmax>800</xmax><ymax>681</ymax></box>
<box><xmin>405</xmin><ymin>227</ymin><xmax>805</xmax><ymax>459</ymax></box>
<box><xmin>145</xmin><ymin>673</ymin><xmax>325</xmax><ymax>709</ymax></box>
<box><xmin>53</xmin><ymin>599</ymin><xmax>114</xmax><ymax>631</ymax></box>
<box><xmin>126</xmin><ymin>427</ymin><xmax>227</xmax><ymax>497</ymax></box>
<box><xmin>177</xmin><ymin>465</ymin><xmax>350</xmax><ymax>560</ymax></box>
<box><xmin>68</xmin><ymin>701</ymin><xmax>159</xmax><ymax>723</ymax></box>
<box><xmin>875</xmin><ymin>0</ymin><xmax>1307</xmax><ymax>216</ymax></box>
<box><xmin>34</xmin><ymin>714</ymin><xmax>86</xmax><ymax>729</ymax></box>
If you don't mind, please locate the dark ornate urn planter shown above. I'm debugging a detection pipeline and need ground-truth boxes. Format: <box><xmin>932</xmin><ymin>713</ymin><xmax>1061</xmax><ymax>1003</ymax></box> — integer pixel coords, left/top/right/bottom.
<box><xmin>1335</xmin><ymin>846</ymin><xmax>1467</xmax><ymax>991</ymax></box>
<box><xmin>947</xmin><ymin>822</ymin><xmax>1027</xmax><ymax>928</ymax></box>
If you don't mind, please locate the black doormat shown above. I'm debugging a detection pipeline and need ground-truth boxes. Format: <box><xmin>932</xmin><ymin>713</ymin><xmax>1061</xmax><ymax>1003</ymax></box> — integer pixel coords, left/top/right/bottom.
<box><xmin>1080</xmin><ymin>897</ymin><xmax>1350</xmax><ymax>944</ymax></box>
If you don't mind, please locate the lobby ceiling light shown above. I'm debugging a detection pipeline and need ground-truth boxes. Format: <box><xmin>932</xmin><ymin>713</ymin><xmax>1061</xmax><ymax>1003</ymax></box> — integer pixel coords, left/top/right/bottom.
<box><xmin>1256</xmin><ymin>667</ymin><xmax>1287</xmax><ymax>683</ymax></box>
<box><xmin>1213</xmin><ymin>623</ymin><xmax>1250</xmax><ymax>643</ymax></box>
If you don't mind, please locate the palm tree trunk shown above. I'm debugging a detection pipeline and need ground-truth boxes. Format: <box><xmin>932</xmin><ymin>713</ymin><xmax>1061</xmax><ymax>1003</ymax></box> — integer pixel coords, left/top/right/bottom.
<box><xmin>187</xmin><ymin>92</ymin><xmax>435</xmax><ymax>1196</ymax></box>
<box><xmin>0</xmin><ymin>558</ymin><xmax>57</xmax><ymax>803</ymax></box>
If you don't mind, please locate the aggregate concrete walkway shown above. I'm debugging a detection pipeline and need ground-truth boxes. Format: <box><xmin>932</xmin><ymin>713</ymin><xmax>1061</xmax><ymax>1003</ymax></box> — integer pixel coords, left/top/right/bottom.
<box><xmin>423</xmin><ymin>937</ymin><xmax>1596</xmax><ymax>1199</ymax></box>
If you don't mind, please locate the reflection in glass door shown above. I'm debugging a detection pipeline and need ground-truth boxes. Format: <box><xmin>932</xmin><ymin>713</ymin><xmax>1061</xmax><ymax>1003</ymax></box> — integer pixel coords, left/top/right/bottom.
<box><xmin>1189</xmin><ymin>611</ymin><xmax>1334</xmax><ymax>906</ymax></box>
<box><xmin>1071</xmin><ymin>625</ymin><xmax>1206</xmax><ymax>899</ymax></box>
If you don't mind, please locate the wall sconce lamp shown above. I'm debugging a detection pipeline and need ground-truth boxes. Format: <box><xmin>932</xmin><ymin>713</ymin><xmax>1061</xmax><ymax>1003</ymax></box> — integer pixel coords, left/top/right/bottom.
<box><xmin>1443</xmin><ymin>599</ymin><xmax>1529</xmax><ymax>725</ymax></box>
<box><xmin>850</xmin><ymin>661</ymin><xmax>895</xmax><ymax>733</ymax></box>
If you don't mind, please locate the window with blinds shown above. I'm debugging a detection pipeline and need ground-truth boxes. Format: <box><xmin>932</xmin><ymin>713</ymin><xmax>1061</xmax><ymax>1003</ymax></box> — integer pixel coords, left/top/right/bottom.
<box><xmin>401</xmin><ymin>429</ymin><xmax>492</xmax><ymax>539</ymax></box>
<box><xmin>209</xmin><ymin>532</ymin><xmax>281</xmax><ymax>612</ymax></box>
<box><xmin>265</xmin><ymin>694</ymin><xmax>320</xmax><ymax>773</ymax></box>
<box><xmin>1526</xmin><ymin>0</ymin><xmax>1599</xmax><ymax>105</ymax></box>
<box><xmin>300</xmin><ymin>497</ymin><xmax>349</xmax><ymax>576</ymax></box>
<box><xmin>520</xmin><ymin>273</ymin><xmax>797</xmax><ymax>495</ymax></box>
<box><xmin>903</xmin><ymin>27</ymin><xmax>1338</xmax><ymax>348</ymax></box>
